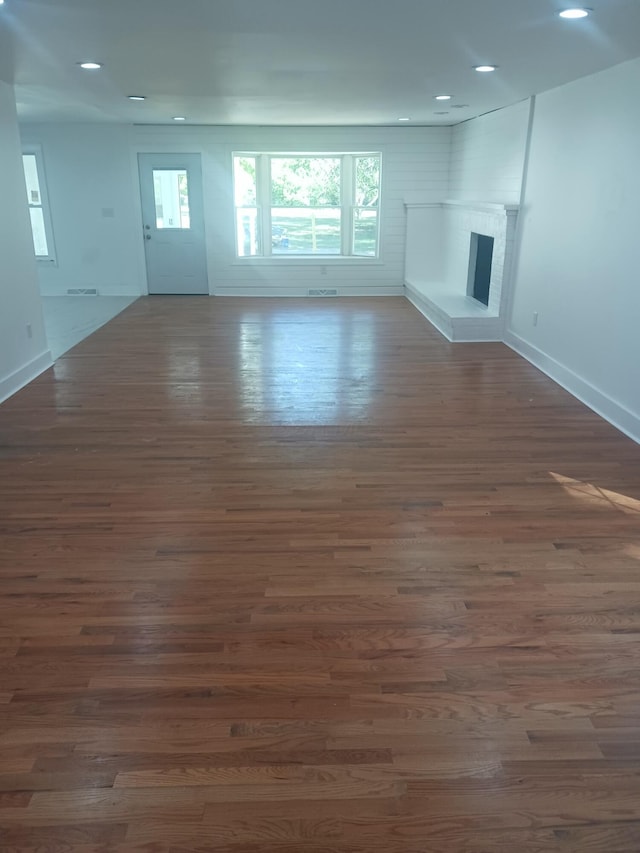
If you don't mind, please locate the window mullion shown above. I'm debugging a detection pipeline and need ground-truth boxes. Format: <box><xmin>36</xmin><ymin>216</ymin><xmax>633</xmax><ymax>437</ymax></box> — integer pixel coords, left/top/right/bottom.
<box><xmin>341</xmin><ymin>155</ymin><xmax>353</xmax><ymax>257</ymax></box>
<box><xmin>258</xmin><ymin>154</ymin><xmax>272</xmax><ymax>257</ymax></box>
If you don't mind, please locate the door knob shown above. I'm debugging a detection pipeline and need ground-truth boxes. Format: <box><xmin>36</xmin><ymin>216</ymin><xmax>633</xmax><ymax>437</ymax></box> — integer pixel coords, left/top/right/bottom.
<box><xmin>145</xmin><ymin>234</ymin><xmax>151</xmax><ymax>240</ymax></box>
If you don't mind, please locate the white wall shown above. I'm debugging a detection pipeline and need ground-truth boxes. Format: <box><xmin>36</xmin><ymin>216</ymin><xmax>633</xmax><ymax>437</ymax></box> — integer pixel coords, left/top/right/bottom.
<box><xmin>0</xmin><ymin>24</ymin><xmax>13</xmax><ymax>84</ymax></box>
<box><xmin>19</xmin><ymin>123</ymin><xmax>451</xmax><ymax>297</ymax></box>
<box><xmin>0</xmin><ymin>82</ymin><xmax>50</xmax><ymax>402</ymax></box>
<box><xmin>448</xmin><ymin>99</ymin><xmax>531</xmax><ymax>204</ymax></box>
<box><xmin>403</xmin><ymin>101</ymin><xmax>529</xmax><ymax>302</ymax></box>
<box><xmin>20</xmin><ymin>124</ymin><xmax>145</xmax><ymax>296</ymax></box>
<box><xmin>508</xmin><ymin>58</ymin><xmax>640</xmax><ymax>442</ymax></box>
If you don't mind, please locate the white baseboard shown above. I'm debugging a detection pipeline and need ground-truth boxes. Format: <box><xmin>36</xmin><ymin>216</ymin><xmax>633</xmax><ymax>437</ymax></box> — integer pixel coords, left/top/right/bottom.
<box><xmin>0</xmin><ymin>350</ymin><xmax>53</xmax><ymax>405</ymax></box>
<box><xmin>39</xmin><ymin>287</ymin><xmax>144</xmax><ymax>297</ymax></box>
<box><xmin>505</xmin><ymin>330</ymin><xmax>640</xmax><ymax>445</ymax></box>
<box><xmin>212</xmin><ymin>285</ymin><xmax>404</xmax><ymax>297</ymax></box>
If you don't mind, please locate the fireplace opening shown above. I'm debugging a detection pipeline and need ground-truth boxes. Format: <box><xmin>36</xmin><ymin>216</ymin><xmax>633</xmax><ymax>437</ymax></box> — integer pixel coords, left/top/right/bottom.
<box><xmin>467</xmin><ymin>233</ymin><xmax>494</xmax><ymax>307</ymax></box>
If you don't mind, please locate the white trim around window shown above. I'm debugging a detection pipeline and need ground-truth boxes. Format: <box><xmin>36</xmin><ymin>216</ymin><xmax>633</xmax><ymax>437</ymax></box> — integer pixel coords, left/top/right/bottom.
<box><xmin>233</xmin><ymin>152</ymin><xmax>381</xmax><ymax>261</ymax></box>
<box><xmin>22</xmin><ymin>145</ymin><xmax>57</xmax><ymax>265</ymax></box>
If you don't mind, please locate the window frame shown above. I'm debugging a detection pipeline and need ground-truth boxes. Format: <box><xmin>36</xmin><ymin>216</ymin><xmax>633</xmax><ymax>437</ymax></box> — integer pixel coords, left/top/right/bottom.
<box><xmin>233</xmin><ymin>151</ymin><xmax>381</xmax><ymax>261</ymax></box>
<box><xmin>21</xmin><ymin>145</ymin><xmax>57</xmax><ymax>265</ymax></box>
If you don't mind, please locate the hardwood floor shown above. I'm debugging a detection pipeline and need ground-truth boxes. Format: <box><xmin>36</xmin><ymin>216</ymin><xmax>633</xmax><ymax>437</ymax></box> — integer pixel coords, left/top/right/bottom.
<box><xmin>1</xmin><ymin>296</ymin><xmax>640</xmax><ymax>852</ymax></box>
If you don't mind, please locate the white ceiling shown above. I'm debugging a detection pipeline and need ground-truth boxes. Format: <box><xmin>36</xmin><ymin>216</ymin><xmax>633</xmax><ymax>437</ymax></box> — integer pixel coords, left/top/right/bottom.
<box><xmin>2</xmin><ymin>0</ymin><xmax>640</xmax><ymax>126</ymax></box>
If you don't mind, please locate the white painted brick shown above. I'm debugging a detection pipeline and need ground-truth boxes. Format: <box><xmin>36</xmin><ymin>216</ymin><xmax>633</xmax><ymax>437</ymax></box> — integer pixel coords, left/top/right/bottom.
<box><xmin>448</xmin><ymin>100</ymin><xmax>530</xmax><ymax>205</ymax></box>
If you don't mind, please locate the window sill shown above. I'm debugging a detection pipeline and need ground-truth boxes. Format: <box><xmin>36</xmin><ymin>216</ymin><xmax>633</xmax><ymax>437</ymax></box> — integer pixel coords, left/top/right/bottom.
<box><xmin>232</xmin><ymin>257</ymin><xmax>384</xmax><ymax>266</ymax></box>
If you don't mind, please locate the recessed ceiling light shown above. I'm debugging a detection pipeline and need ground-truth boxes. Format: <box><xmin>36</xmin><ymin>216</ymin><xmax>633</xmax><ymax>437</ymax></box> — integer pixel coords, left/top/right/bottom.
<box><xmin>128</xmin><ymin>95</ymin><xmax>146</xmax><ymax>101</ymax></box>
<box><xmin>451</xmin><ymin>104</ymin><xmax>470</xmax><ymax>109</ymax></box>
<box><xmin>173</xmin><ymin>116</ymin><xmax>187</xmax><ymax>121</ymax></box>
<box><xmin>78</xmin><ymin>61</ymin><xmax>103</xmax><ymax>70</ymax></box>
<box><xmin>397</xmin><ymin>117</ymin><xmax>411</xmax><ymax>122</ymax></box>
<box><xmin>435</xmin><ymin>95</ymin><xmax>452</xmax><ymax>101</ymax></box>
<box><xmin>434</xmin><ymin>111</ymin><xmax>450</xmax><ymax>115</ymax></box>
<box><xmin>474</xmin><ymin>65</ymin><xmax>497</xmax><ymax>73</ymax></box>
<box><xmin>559</xmin><ymin>8</ymin><xmax>590</xmax><ymax>18</ymax></box>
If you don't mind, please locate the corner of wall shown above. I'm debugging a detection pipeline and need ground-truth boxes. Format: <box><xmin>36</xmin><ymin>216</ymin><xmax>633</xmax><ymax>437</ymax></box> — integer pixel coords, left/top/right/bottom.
<box><xmin>505</xmin><ymin>60</ymin><xmax>640</xmax><ymax>445</ymax></box>
<box><xmin>0</xmin><ymin>81</ymin><xmax>51</xmax><ymax>406</ymax></box>
<box><xmin>0</xmin><ymin>350</ymin><xmax>53</xmax><ymax>405</ymax></box>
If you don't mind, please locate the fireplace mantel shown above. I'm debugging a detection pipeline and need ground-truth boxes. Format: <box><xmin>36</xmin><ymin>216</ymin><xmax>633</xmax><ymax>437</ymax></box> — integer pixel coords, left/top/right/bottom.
<box><xmin>404</xmin><ymin>198</ymin><xmax>519</xmax><ymax>214</ymax></box>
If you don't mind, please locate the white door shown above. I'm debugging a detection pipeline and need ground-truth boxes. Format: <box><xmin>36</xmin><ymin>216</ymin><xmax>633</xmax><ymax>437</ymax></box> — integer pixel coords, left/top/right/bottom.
<box><xmin>138</xmin><ymin>153</ymin><xmax>208</xmax><ymax>294</ymax></box>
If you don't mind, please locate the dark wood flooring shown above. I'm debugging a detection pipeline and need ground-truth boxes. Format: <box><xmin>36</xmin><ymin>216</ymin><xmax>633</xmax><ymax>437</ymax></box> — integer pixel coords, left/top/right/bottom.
<box><xmin>1</xmin><ymin>296</ymin><xmax>640</xmax><ymax>852</ymax></box>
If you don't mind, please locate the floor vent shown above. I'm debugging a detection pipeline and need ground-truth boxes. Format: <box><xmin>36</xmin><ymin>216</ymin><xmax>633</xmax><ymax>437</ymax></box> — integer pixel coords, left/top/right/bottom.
<box><xmin>308</xmin><ymin>288</ymin><xmax>338</xmax><ymax>297</ymax></box>
<box><xmin>66</xmin><ymin>288</ymin><xmax>99</xmax><ymax>296</ymax></box>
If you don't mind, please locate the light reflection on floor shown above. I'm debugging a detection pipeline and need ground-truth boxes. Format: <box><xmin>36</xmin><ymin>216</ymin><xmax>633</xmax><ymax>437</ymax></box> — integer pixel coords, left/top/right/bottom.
<box><xmin>237</xmin><ymin>307</ymin><xmax>376</xmax><ymax>424</ymax></box>
<box><xmin>550</xmin><ymin>471</ymin><xmax>640</xmax><ymax>515</ymax></box>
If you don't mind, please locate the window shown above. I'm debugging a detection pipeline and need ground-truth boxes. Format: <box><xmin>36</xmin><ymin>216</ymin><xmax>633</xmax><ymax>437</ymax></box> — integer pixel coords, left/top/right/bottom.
<box><xmin>233</xmin><ymin>153</ymin><xmax>381</xmax><ymax>259</ymax></box>
<box><xmin>153</xmin><ymin>168</ymin><xmax>191</xmax><ymax>229</ymax></box>
<box><xmin>22</xmin><ymin>147</ymin><xmax>56</xmax><ymax>263</ymax></box>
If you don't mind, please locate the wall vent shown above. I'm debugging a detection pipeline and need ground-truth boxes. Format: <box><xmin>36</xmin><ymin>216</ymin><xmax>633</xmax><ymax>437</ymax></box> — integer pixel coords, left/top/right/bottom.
<box><xmin>66</xmin><ymin>288</ymin><xmax>99</xmax><ymax>296</ymax></box>
<box><xmin>308</xmin><ymin>288</ymin><xmax>338</xmax><ymax>297</ymax></box>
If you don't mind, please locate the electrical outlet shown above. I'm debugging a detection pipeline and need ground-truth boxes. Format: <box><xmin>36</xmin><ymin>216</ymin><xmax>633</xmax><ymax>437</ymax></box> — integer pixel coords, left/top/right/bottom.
<box><xmin>320</xmin><ymin>266</ymin><xmax>327</xmax><ymax>276</ymax></box>
<box><xmin>532</xmin><ymin>312</ymin><xmax>539</xmax><ymax>327</ymax></box>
